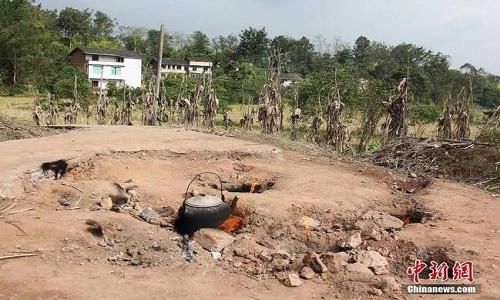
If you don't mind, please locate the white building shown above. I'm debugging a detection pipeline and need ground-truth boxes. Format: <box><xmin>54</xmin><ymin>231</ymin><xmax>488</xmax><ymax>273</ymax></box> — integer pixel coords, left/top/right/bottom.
<box><xmin>69</xmin><ymin>46</ymin><xmax>142</xmax><ymax>91</ymax></box>
<box><xmin>155</xmin><ymin>57</ymin><xmax>213</xmax><ymax>79</ymax></box>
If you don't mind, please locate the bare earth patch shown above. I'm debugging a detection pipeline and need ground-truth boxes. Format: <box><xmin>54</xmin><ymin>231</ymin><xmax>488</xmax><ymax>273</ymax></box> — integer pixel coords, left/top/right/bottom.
<box><xmin>0</xmin><ymin>126</ymin><xmax>498</xmax><ymax>299</ymax></box>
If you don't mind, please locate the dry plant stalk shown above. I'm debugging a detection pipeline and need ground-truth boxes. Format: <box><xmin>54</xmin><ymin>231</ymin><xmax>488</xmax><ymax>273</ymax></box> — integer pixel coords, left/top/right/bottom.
<box><xmin>258</xmin><ymin>48</ymin><xmax>283</xmax><ymax>134</ymax></box>
<box><xmin>142</xmin><ymin>79</ymin><xmax>158</xmax><ymax>126</ymax></box>
<box><xmin>383</xmin><ymin>77</ymin><xmax>408</xmax><ymax>144</ymax></box>
<box><xmin>96</xmin><ymin>93</ymin><xmax>108</xmax><ymax>125</ymax></box>
<box><xmin>186</xmin><ymin>80</ymin><xmax>203</xmax><ymax>126</ymax></box>
<box><xmin>45</xmin><ymin>93</ymin><xmax>58</xmax><ymax>125</ymax></box>
<box><xmin>454</xmin><ymin>77</ymin><xmax>472</xmax><ymax>140</ymax></box>
<box><xmin>476</xmin><ymin>105</ymin><xmax>500</xmax><ymax>140</ymax></box>
<box><xmin>202</xmin><ymin>76</ymin><xmax>218</xmax><ymax>128</ymax></box>
<box><xmin>323</xmin><ymin>69</ymin><xmax>351</xmax><ymax>153</ymax></box>
<box><xmin>437</xmin><ymin>92</ymin><xmax>453</xmax><ymax>139</ymax></box>
<box><xmin>240</xmin><ymin>99</ymin><xmax>256</xmax><ymax>130</ymax></box>
<box><xmin>32</xmin><ymin>97</ymin><xmax>42</xmax><ymax>126</ymax></box>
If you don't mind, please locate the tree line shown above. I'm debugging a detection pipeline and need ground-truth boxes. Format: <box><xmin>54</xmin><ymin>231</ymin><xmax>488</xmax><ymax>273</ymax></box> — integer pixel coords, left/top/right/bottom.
<box><xmin>1</xmin><ymin>1</ymin><xmax>500</xmax><ymax>133</ymax></box>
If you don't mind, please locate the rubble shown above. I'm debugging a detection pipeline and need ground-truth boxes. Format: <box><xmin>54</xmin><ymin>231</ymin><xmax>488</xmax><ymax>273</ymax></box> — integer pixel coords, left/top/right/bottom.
<box><xmin>299</xmin><ymin>216</ymin><xmax>321</xmax><ymax>229</ymax></box>
<box><xmin>361</xmin><ymin>228</ymin><xmax>382</xmax><ymax>241</ymax></box>
<box><xmin>337</xmin><ymin>232</ymin><xmax>363</xmax><ymax>249</ymax></box>
<box><xmin>138</xmin><ymin>208</ymin><xmax>159</xmax><ymax>222</ymax></box>
<box><xmin>258</xmin><ymin>251</ymin><xmax>273</xmax><ymax>262</ymax></box>
<box><xmin>302</xmin><ymin>252</ymin><xmax>328</xmax><ymax>273</ymax></box>
<box><xmin>300</xmin><ymin>266</ymin><xmax>315</xmax><ymax>279</ymax></box>
<box><xmin>361</xmin><ymin>210</ymin><xmax>404</xmax><ymax>230</ymax></box>
<box><xmin>345</xmin><ymin>262</ymin><xmax>373</xmax><ymax>276</ymax></box>
<box><xmin>99</xmin><ymin>196</ymin><xmax>113</xmax><ymax>210</ymax></box>
<box><xmin>379</xmin><ymin>277</ymin><xmax>401</xmax><ymax>293</ymax></box>
<box><xmin>272</xmin><ymin>258</ymin><xmax>290</xmax><ymax>271</ymax></box>
<box><xmin>193</xmin><ymin>228</ymin><xmax>235</xmax><ymax>252</ymax></box>
<box><xmin>354</xmin><ymin>250</ymin><xmax>389</xmax><ymax>269</ymax></box>
<box><xmin>282</xmin><ymin>273</ymin><xmax>302</xmax><ymax>287</ymax></box>
<box><xmin>320</xmin><ymin>252</ymin><xmax>348</xmax><ymax>273</ymax></box>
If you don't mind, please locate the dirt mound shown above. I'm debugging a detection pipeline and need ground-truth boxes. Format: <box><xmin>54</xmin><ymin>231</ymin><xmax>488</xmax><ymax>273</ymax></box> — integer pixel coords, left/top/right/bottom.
<box><xmin>372</xmin><ymin>138</ymin><xmax>500</xmax><ymax>192</ymax></box>
<box><xmin>0</xmin><ymin>114</ymin><xmax>58</xmax><ymax>142</ymax></box>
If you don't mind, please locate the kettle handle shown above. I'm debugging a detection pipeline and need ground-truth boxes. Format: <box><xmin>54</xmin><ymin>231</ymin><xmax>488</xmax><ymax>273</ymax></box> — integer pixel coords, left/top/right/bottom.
<box><xmin>184</xmin><ymin>172</ymin><xmax>224</xmax><ymax>203</ymax></box>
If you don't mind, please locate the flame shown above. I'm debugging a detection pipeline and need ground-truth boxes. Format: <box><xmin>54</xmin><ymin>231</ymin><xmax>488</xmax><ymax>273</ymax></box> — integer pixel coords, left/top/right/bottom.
<box><xmin>218</xmin><ymin>215</ymin><xmax>244</xmax><ymax>233</ymax></box>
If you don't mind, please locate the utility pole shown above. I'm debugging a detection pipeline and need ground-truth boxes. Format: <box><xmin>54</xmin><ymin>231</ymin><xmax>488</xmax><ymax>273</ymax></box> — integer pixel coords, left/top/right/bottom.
<box><xmin>155</xmin><ymin>24</ymin><xmax>165</xmax><ymax>100</ymax></box>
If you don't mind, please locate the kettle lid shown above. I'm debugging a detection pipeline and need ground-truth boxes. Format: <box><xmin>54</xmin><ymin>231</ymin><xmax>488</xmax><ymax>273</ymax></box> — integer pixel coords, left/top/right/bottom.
<box><xmin>185</xmin><ymin>195</ymin><xmax>223</xmax><ymax>208</ymax></box>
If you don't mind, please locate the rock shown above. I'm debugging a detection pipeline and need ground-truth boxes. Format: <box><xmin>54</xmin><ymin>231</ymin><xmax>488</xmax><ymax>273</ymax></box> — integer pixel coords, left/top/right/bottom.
<box><xmin>272</xmin><ymin>250</ymin><xmax>292</xmax><ymax>260</ymax></box>
<box><xmin>299</xmin><ymin>216</ymin><xmax>321</xmax><ymax>229</ymax></box>
<box><xmin>193</xmin><ymin>228</ymin><xmax>235</xmax><ymax>252</ymax></box>
<box><xmin>332</xmin><ymin>223</ymin><xmax>344</xmax><ymax>230</ymax></box>
<box><xmin>272</xmin><ymin>258</ymin><xmax>290</xmax><ymax>271</ymax></box>
<box><xmin>282</xmin><ymin>273</ymin><xmax>302</xmax><ymax>287</ymax></box>
<box><xmin>234</xmin><ymin>248</ymin><xmax>250</xmax><ymax>258</ymax></box>
<box><xmin>258</xmin><ymin>251</ymin><xmax>273</xmax><ymax>262</ymax></box>
<box><xmin>361</xmin><ymin>228</ymin><xmax>382</xmax><ymax>241</ymax></box>
<box><xmin>300</xmin><ymin>266</ymin><xmax>315</xmax><ymax>279</ymax></box>
<box><xmin>346</xmin><ymin>262</ymin><xmax>373</xmax><ymax>276</ymax></box>
<box><xmin>151</xmin><ymin>242</ymin><xmax>161</xmax><ymax>251</ymax></box>
<box><xmin>58</xmin><ymin>197</ymin><xmax>71</xmax><ymax>207</ymax></box>
<box><xmin>355</xmin><ymin>250</ymin><xmax>389</xmax><ymax>268</ymax></box>
<box><xmin>157</xmin><ymin>206</ymin><xmax>175</xmax><ymax>217</ymax></box>
<box><xmin>409</xmin><ymin>173</ymin><xmax>417</xmax><ymax>178</ymax></box>
<box><xmin>139</xmin><ymin>207</ymin><xmax>159</xmax><ymax>222</ymax></box>
<box><xmin>369</xmin><ymin>288</ymin><xmax>383</xmax><ymax>296</ymax></box>
<box><xmin>379</xmin><ymin>277</ymin><xmax>401</xmax><ymax>293</ymax></box>
<box><xmin>337</xmin><ymin>232</ymin><xmax>363</xmax><ymax>249</ymax></box>
<box><xmin>148</xmin><ymin>217</ymin><xmax>161</xmax><ymax>225</ymax></box>
<box><xmin>371</xmin><ymin>265</ymin><xmax>389</xmax><ymax>275</ymax></box>
<box><xmin>211</xmin><ymin>252</ymin><xmax>222</xmax><ymax>260</ymax></box>
<box><xmin>302</xmin><ymin>252</ymin><xmax>328</xmax><ymax>273</ymax></box>
<box><xmin>320</xmin><ymin>252</ymin><xmax>348</xmax><ymax>273</ymax></box>
<box><xmin>126</xmin><ymin>189</ymin><xmax>137</xmax><ymax>198</ymax></box>
<box><xmin>100</xmin><ymin>196</ymin><xmax>113</xmax><ymax>210</ymax></box>
<box><xmin>362</xmin><ymin>211</ymin><xmax>403</xmax><ymax>230</ymax></box>
<box><xmin>268</xmin><ymin>227</ymin><xmax>285</xmax><ymax>239</ymax></box>
<box><xmin>353</xmin><ymin>220</ymin><xmax>372</xmax><ymax>230</ymax></box>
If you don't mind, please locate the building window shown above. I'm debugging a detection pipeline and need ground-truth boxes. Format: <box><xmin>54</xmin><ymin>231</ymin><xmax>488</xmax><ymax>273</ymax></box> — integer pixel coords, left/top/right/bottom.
<box><xmin>92</xmin><ymin>66</ymin><xmax>102</xmax><ymax>76</ymax></box>
<box><xmin>177</xmin><ymin>65</ymin><xmax>182</xmax><ymax>70</ymax></box>
<box><xmin>116</xmin><ymin>57</ymin><xmax>124</xmax><ymax>63</ymax></box>
<box><xmin>91</xmin><ymin>55</ymin><xmax>99</xmax><ymax>61</ymax></box>
<box><xmin>192</xmin><ymin>67</ymin><xmax>198</xmax><ymax>71</ymax></box>
<box><xmin>111</xmin><ymin>67</ymin><xmax>121</xmax><ymax>75</ymax></box>
<box><xmin>91</xmin><ymin>81</ymin><xmax>99</xmax><ymax>87</ymax></box>
<box><xmin>203</xmin><ymin>66</ymin><xmax>209</xmax><ymax>71</ymax></box>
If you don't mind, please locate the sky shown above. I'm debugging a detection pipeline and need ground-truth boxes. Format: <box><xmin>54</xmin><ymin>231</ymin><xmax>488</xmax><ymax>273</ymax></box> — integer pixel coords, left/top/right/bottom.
<box><xmin>38</xmin><ymin>0</ymin><xmax>500</xmax><ymax>74</ymax></box>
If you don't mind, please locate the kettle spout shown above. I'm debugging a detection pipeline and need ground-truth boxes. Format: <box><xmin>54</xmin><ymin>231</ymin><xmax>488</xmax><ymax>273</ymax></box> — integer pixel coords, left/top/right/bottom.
<box><xmin>230</xmin><ymin>196</ymin><xmax>239</xmax><ymax>213</ymax></box>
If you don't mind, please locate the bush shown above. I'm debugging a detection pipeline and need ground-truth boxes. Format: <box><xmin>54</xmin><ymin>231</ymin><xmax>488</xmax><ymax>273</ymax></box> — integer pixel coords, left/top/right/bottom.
<box><xmin>408</xmin><ymin>101</ymin><xmax>441</xmax><ymax>123</ymax></box>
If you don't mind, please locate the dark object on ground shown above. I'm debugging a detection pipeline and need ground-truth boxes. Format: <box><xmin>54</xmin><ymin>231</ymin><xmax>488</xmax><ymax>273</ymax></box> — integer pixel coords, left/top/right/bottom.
<box><xmin>41</xmin><ymin>159</ymin><xmax>68</xmax><ymax>179</ymax></box>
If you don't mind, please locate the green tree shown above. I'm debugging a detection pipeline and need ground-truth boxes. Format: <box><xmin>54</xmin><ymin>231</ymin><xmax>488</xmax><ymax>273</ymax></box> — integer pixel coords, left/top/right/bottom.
<box><xmin>353</xmin><ymin>36</ymin><xmax>371</xmax><ymax>76</ymax></box>
<box><xmin>236</xmin><ymin>27</ymin><xmax>270</xmax><ymax>67</ymax></box>
<box><xmin>184</xmin><ymin>30</ymin><xmax>212</xmax><ymax>58</ymax></box>
<box><xmin>57</xmin><ymin>7</ymin><xmax>92</xmax><ymax>46</ymax></box>
<box><xmin>212</xmin><ymin>34</ymin><xmax>239</xmax><ymax>66</ymax></box>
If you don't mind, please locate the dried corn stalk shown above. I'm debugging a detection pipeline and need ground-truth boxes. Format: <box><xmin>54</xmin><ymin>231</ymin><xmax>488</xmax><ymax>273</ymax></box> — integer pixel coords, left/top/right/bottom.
<box><xmin>383</xmin><ymin>78</ymin><xmax>408</xmax><ymax>143</ymax></box>
<box><xmin>258</xmin><ymin>48</ymin><xmax>282</xmax><ymax>134</ymax></box>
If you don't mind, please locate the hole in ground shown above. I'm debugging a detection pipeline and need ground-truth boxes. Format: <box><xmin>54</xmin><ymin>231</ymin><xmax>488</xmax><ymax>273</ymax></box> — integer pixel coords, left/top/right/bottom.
<box><xmin>210</xmin><ymin>180</ymin><xmax>276</xmax><ymax>193</ymax></box>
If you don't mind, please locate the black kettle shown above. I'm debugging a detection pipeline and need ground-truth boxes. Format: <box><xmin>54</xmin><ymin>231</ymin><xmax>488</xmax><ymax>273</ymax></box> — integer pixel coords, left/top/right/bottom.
<box><xmin>176</xmin><ymin>172</ymin><xmax>231</xmax><ymax>235</ymax></box>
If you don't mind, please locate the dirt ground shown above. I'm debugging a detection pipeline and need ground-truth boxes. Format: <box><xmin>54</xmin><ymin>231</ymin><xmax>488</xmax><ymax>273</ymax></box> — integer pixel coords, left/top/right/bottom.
<box><xmin>0</xmin><ymin>126</ymin><xmax>499</xmax><ymax>300</ymax></box>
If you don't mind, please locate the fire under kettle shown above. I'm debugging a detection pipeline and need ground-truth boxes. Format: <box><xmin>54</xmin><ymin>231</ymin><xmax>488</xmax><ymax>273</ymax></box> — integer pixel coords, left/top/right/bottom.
<box><xmin>176</xmin><ymin>172</ymin><xmax>231</xmax><ymax>235</ymax></box>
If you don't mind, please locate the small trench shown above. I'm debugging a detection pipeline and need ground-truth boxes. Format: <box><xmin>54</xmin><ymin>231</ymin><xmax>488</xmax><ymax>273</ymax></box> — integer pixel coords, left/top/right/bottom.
<box><xmin>391</xmin><ymin>198</ymin><xmax>442</xmax><ymax>225</ymax></box>
<box><xmin>211</xmin><ymin>180</ymin><xmax>276</xmax><ymax>193</ymax></box>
